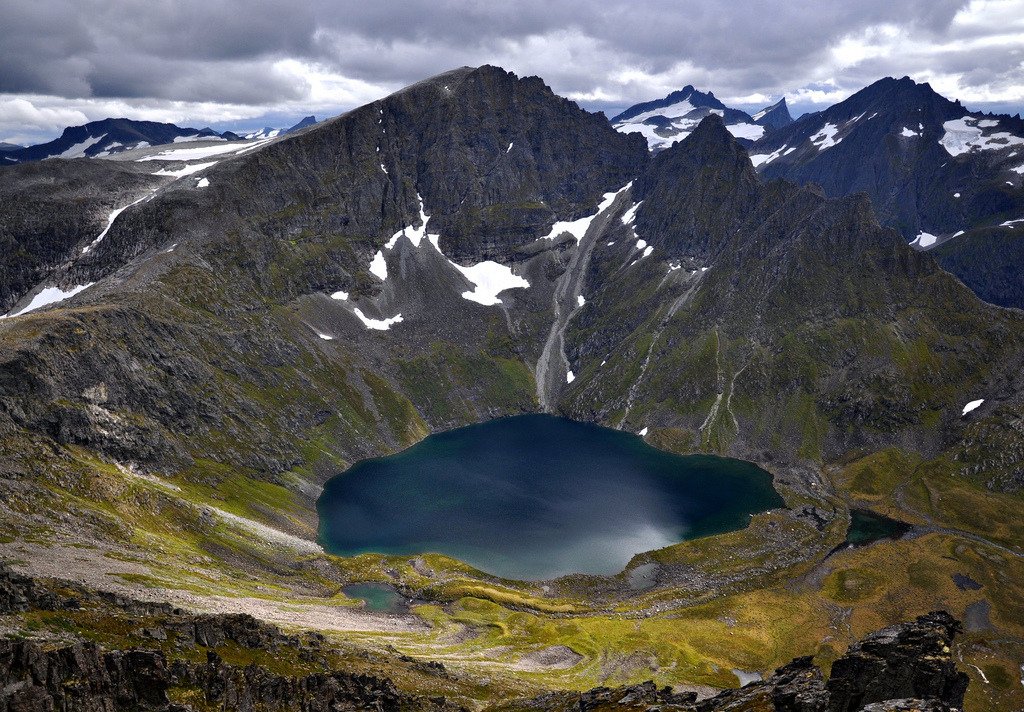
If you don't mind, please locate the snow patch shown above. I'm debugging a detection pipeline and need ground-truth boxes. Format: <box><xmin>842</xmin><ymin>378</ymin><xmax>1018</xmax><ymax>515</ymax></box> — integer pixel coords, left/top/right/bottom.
<box><xmin>369</xmin><ymin>251</ymin><xmax>388</xmax><ymax>280</ymax></box>
<box><xmin>377</xmin><ymin>194</ymin><xmax>529</xmax><ymax>306</ymax></box>
<box><xmin>566</xmin><ymin>370</ymin><xmax>575</xmax><ymax>384</ymax></box>
<box><xmin>151</xmin><ymin>161</ymin><xmax>218</xmax><ymax>178</ymax></box>
<box><xmin>727</xmin><ymin>123</ymin><xmax>765</xmax><ymax>141</ymax></box>
<box><xmin>750</xmin><ymin>144</ymin><xmax>794</xmax><ymax>167</ymax></box>
<box><xmin>620</xmin><ymin>201</ymin><xmax>643</xmax><ymax>225</ymax></box>
<box><xmin>638</xmin><ymin>427</ymin><xmax>648</xmax><ymax>436</ymax></box>
<box><xmin>900</xmin><ymin>126</ymin><xmax>921</xmax><ymax>138</ymax></box>
<box><xmin>542</xmin><ymin>184</ymin><xmax>628</xmax><ymax>243</ymax></box>
<box><xmin>173</xmin><ymin>134</ymin><xmax>225</xmax><ymax>143</ymax></box>
<box><xmin>810</xmin><ymin>123</ymin><xmax>841</xmax><ymax>150</ymax></box>
<box><xmin>353</xmin><ymin>308</ymin><xmax>403</xmax><ymax>330</ymax></box>
<box><xmin>83</xmin><ymin>192</ymin><xmax>154</xmax><ymax>254</ymax></box>
<box><xmin>2</xmin><ymin>283</ymin><xmax>94</xmax><ymax>318</ymax></box>
<box><xmin>940</xmin><ymin>117</ymin><xmax>1024</xmax><ymax>156</ymax></box>
<box><xmin>233</xmin><ymin>139</ymin><xmax>272</xmax><ymax>155</ymax></box>
<box><xmin>454</xmin><ymin>261</ymin><xmax>530</xmax><ymax>305</ymax></box>
<box><xmin>51</xmin><ymin>134</ymin><xmax>106</xmax><ymax>159</ymax></box>
<box><xmin>196</xmin><ymin>177</ymin><xmax>209</xmax><ymax>188</ymax></box>
<box><xmin>910</xmin><ymin>231</ymin><xmax>938</xmax><ymax>248</ymax></box>
<box><xmin>316</xmin><ymin>332</ymin><xmax>334</xmax><ymax>341</ymax></box>
<box><xmin>331</xmin><ymin>290</ymin><xmax>349</xmax><ymax>301</ymax></box>
<box><xmin>506</xmin><ymin>142</ymin><xmax>513</xmax><ymax>153</ymax></box>
<box><xmin>962</xmin><ymin>399</ymin><xmax>985</xmax><ymax>416</ymax></box>
<box><xmin>385</xmin><ymin>196</ymin><xmax>433</xmax><ymax>249</ymax></box>
<box><xmin>577</xmin><ymin>295</ymin><xmax>586</xmax><ymax>307</ymax></box>
<box><xmin>138</xmin><ymin>143</ymin><xmax>246</xmax><ymax>161</ymax></box>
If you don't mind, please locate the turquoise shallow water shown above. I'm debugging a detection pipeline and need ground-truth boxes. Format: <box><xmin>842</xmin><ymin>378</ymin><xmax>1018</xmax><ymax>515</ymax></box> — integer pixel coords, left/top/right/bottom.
<box><xmin>341</xmin><ymin>583</ymin><xmax>407</xmax><ymax>613</ymax></box>
<box><xmin>318</xmin><ymin>415</ymin><xmax>783</xmax><ymax>580</ymax></box>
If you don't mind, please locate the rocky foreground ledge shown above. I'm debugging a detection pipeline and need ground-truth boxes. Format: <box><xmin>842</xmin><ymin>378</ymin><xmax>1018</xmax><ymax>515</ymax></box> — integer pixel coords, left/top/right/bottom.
<box><xmin>1</xmin><ymin>563</ymin><xmax>968</xmax><ymax>711</ymax></box>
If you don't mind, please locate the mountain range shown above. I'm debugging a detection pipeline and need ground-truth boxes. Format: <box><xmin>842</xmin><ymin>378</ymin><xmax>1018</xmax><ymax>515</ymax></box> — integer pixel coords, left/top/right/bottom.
<box><xmin>1</xmin><ymin>115</ymin><xmax>320</xmax><ymax>165</ymax></box>
<box><xmin>610</xmin><ymin>85</ymin><xmax>790</xmax><ymax>150</ymax></box>
<box><xmin>746</xmin><ymin>77</ymin><xmax>1024</xmax><ymax>307</ymax></box>
<box><xmin>0</xmin><ymin>118</ymin><xmax>241</xmax><ymax>164</ymax></box>
<box><xmin>1</xmin><ymin>65</ymin><xmax>1022</xmax><ymax>710</ymax></box>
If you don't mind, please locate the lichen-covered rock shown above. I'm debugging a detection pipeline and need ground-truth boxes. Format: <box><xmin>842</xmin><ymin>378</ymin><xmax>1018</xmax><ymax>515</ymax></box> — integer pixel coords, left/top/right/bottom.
<box><xmin>825</xmin><ymin>612</ymin><xmax>968</xmax><ymax>712</ymax></box>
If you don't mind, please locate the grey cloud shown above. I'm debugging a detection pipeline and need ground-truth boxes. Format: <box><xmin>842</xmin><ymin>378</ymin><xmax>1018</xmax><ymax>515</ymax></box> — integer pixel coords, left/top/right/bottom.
<box><xmin>0</xmin><ymin>0</ymin><xmax>1020</xmax><ymax>121</ymax></box>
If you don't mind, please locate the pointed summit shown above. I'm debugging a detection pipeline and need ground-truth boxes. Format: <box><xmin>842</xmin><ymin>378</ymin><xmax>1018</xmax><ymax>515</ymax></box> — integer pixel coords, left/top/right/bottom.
<box><xmin>631</xmin><ymin>115</ymin><xmax>761</xmax><ymax>261</ymax></box>
<box><xmin>285</xmin><ymin>116</ymin><xmax>317</xmax><ymax>133</ymax></box>
<box><xmin>753</xmin><ymin>98</ymin><xmax>793</xmax><ymax>129</ymax></box>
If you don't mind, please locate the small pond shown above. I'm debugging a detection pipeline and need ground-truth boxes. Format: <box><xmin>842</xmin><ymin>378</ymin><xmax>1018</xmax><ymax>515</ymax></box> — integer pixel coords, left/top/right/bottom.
<box><xmin>341</xmin><ymin>583</ymin><xmax>408</xmax><ymax>613</ymax></box>
<box><xmin>845</xmin><ymin>509</ymin><xmax>912</xmax><ymax>547</ymax></box>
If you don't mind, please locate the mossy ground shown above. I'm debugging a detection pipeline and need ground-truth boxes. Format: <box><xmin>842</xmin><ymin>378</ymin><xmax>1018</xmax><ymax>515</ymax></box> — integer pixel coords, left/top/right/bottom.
<box><xmin>8</xmin><ymin>433</ymin><xmax>1023</xmax><ymax>709</ymax></box>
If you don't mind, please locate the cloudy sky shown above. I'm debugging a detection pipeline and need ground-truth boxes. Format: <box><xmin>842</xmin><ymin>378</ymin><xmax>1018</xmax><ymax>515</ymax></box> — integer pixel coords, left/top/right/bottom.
<box><xmin>2</xmin><ymin>0</ymin><xmax>1023</xmax><ymax>145</ymax></box>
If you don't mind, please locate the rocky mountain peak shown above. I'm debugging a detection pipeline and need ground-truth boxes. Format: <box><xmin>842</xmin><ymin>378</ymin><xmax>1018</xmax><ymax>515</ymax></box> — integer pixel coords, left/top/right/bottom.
<box><xmin>631</xmin><ymin>115</ymin><xmax>761</xmax><ymax>261</ymax></box>
<box><xmin>610</xmin><ymin>85</ymin><xmax>729</xmax><ymax>124</ymax></box>
<box><xmin>753</xmin><ymin>97</ymin><xmax>793</xmax><ymax>129</ymax></box>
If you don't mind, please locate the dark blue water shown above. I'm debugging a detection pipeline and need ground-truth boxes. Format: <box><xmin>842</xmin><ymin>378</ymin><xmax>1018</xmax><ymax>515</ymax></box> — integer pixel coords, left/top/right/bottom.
<box><xmin>317</xmin><ymin>415</ymin><xmax>783</xmax><ymax>580</ymax></box>
<box><xmin>844</xmin><ymin>509</ymin><xmax>912</xmax><ymax>547</ymax></box>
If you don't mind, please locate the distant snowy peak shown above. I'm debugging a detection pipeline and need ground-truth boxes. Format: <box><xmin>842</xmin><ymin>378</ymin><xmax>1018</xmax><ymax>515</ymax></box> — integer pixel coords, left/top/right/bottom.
<box><xmin>612</xmin><ymin>86</ymin><xmax>765</xmax><ymax>151</ymax></box>
<box><xmin>611</xmin><ymin>85</ymin><xmax>729</xmax><ymax>123</ymax></box>
<box><xmin>4</xmin><ymin>119</ymin><xmax>232</xmax><ymax>163</ymax></box>
<box><xmin>746</xmin><ymin>75</ymin><xmax>1024</xmax><ymax>288</ymax></box>
<box><xmin>244</xmin><ymin>127</ymin><xmax>283</xmax><ymax>140</ymax></box>
<box><xmin>750</xmin><ymin>76</ymin><xmax>1024</xmax><ymax>173</ymax></box>
<box><xmin>243</xmin><ymin>116</ymin><xmax>318</xmax><ymax>140</ymax></box>
<box><xmin>752</xmin><ymin>98</ymin><xmax>793</xmax><ymax>129</ymax></box>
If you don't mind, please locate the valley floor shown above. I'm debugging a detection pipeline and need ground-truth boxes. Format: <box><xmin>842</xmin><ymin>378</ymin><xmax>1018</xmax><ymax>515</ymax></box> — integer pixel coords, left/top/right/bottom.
<box><xmin>3</xmin><ymin>435</ymin><xmax>1023</xmax><ymax>710</ymax></box>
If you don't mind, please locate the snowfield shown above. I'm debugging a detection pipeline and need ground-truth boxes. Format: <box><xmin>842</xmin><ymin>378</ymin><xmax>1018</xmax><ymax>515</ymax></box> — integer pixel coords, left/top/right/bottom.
<box><xmin>52</xmin><ymin>134</ymin><xmax>106</xmax><ymax>159</ymax></box>
<box><xmin>83</xmin><ymin>192</ymin><xmax>156</xmax><ymax>254</ymax></box>
<box><xmin>2</xmin><ymin>283</ymin><xmax>94</xmax><ymax>318</ymax></box>
<box><xmin>152</xmin><ymin>161</ymin><xmax>219</xmax><ymax>178</ymax></box>
<box><xmin>454</xmin><ymin>260</ymin><xmax>530</xmax><ymax>305</ymax></box>
<box><xmin>940</xmin><ymin>117</ymin><xmax>1024</xmax><ymax>156</ymax></box>
<box><xmin>910</xmin><ymin>231</ymin><xmax>938</xmax><ymax>248</ymax></box>
<box><xmin>137</xmin><ymin>143</ymin><xmax>251</xmax><ymax>162</ymax></box>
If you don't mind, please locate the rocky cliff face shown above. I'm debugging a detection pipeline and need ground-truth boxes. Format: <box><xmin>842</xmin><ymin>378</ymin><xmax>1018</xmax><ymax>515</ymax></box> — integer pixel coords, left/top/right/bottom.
<box><xmin>0</xmin><ymin>160</ymin><xmax>165</xmax><ymax>313</ymax></box>
<box><xmin>69</xmin><ymin>65</ymin><xmax>647</xmax><ymax>297</ymax></box>
<box><xmin>749</xmin><ymin>76</ymin><xmax>1024</xmax><ymax>308</ymax></box>
<box><xmin>562</xmin><ymin>115</ymin><xmax>1024</xmax><ymax>468</ymax></box>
